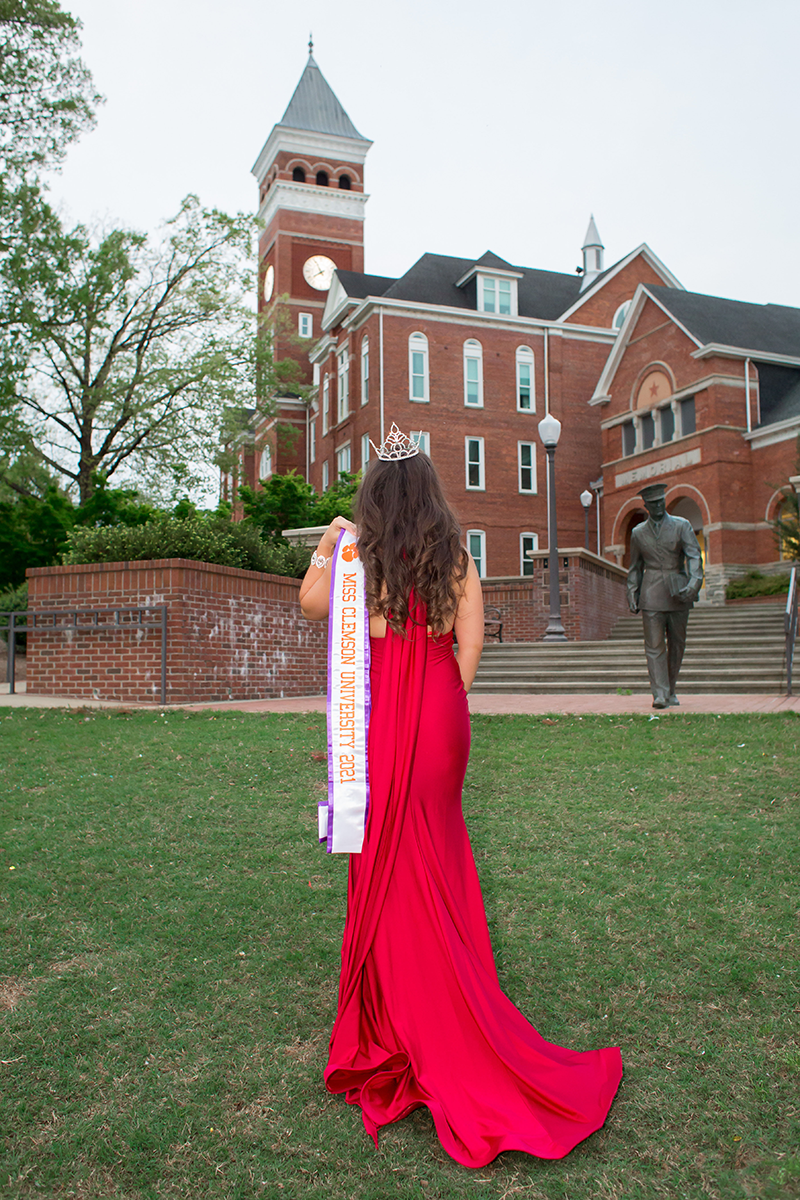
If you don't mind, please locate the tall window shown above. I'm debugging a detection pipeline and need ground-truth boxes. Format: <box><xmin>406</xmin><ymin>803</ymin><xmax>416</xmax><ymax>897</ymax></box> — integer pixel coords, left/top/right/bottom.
<box><xmin>410</xmin><ymin>430</ymin><xmax>430</xmax><ymax>455</ymax></box>
<box><xmin>464</xmin><ymin>340</ymin><xmax>483</xmax><ymax>407</ymax></box>
<box><xmin>520</xmin><ymin>532</ymin><xmax>539</xmax><ymax>576</ymax></box>
<box><xmin>479</xmin><ymin>276</ymin><xmax>516</xmax><ymax>315</ymax></box>
<box><xmin>679</xmin><ymin>396</ymin><xmax>696</xmax><ymax>436</ymax></box>
<box><xmin>660</xmin><ymin>406</ymin><xmax>675</xmax><ymax>443</ymax></box>
<box><xmin>298</xmin><ymin>312</ymin><xmax>312</xmax><ymax>338</ymax></box>
<box><xmin>259</xmin><ymin>444</ymin><xmax>273</xmax><ymax>480</ymax></box>
<box><xmin>310</xmin><ymin>419</ymin><xmax>316</xmax><ymax>464</ymax></box>
<box><xmin>465</xmin><ymin>436</ymin><xmax>485</xmax><ymax>490</ymax></box>
<box><xmin>322</xmin><ymin>375</ymin><xmax>329</xmax><ymax>435</ymax></box>
<box><xmin>336</xmin><ymin>442</ymin><xmax>351</xmax><ymax>478</ymax></box>
<box><xmin>321</xmin><ymin>460</ymin><xmax>329</xmax><ymax>491</ymax></box>
<box><xmin>467</xmin><ymin>530</ymin><xmax>486</xmax><ymax>578</ymax></box>
<box><xmin>621</xmin><ymin>420</ymin><xmax>635</xmax><ymax>456</ymax></box>
<box><xmin>516</xmin><ymin>346</ymin><xmax>535</xmax><ymax>411</ymax></box>
<box><xmin>518</xmin><ymin>442</ymin><xmax>536</xmax><ymax>493</ymax></box>
<box><xmin>640</xmin><ymin>411</ymin><xmax>655</xmax><ymax>450</ymax></box>
<box><xmin>360</xmin><ymin>336</ymin><xmax>369</xmax><ymax>405</ymax></box>
<box><xmin>409</xmin><ymin>332</ymin><xmax>429</xmax><ymax>402</ymax></box>
<box><xmin>337</xmin><ymin>347</ymin><xmax>349</xmax><ymax>423</ymax></box>
<box><xmin>361</xmin><ymin>432</ymin><xmax>370</xmax><ymax>468</ymax></box>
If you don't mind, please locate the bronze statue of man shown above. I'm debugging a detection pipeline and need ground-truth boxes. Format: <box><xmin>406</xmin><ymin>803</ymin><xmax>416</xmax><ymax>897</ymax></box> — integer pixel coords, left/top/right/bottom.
<box><xmin>626</xmin><ymin>482</ymin><xmax>704</xmax><ymax>709</ymax></box>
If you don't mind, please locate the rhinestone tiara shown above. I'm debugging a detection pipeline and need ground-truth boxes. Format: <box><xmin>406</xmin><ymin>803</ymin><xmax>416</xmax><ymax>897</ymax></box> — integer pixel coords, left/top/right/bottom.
<box><xmin>369</xmin><ymin>423</ymin><xmax>420</xmax><ymax>462</ymax></box>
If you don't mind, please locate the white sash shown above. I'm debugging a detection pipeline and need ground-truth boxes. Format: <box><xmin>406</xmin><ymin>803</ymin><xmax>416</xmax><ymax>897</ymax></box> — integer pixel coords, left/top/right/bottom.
<box><xmin>321</xmin><ymin>528</ymin><xmax>371</xmax><ymax>853</ymax></box>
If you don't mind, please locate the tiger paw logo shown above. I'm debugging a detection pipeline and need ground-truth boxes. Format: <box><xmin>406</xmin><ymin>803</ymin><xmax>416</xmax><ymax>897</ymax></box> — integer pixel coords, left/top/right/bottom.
<box><xmin>341</xmin><ymin>541</ymin><xmax>359</xmax><ymax>562</ymax></box>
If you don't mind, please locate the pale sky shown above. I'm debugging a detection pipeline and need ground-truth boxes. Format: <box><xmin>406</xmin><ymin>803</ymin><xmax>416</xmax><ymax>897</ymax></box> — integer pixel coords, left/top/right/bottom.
<box><xmin>50</xmin><ymin>0</ymin><xmax>800</xmax><ymax>310</ymax></box>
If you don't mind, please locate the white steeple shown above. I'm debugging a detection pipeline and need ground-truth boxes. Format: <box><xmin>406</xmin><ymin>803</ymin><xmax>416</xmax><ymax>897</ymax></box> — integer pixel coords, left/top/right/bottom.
<box><xmin>580</xmin><ymin>215</ymin><xmax>604</xmax><ymax>292</ymax></box>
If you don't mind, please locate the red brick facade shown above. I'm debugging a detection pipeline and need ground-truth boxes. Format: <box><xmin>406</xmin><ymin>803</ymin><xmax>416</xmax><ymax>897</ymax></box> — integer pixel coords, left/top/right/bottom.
<box><xmin>483</xmin><ymin>550</ymin><xmax>628</xmax><ymax>642</ymax></box>
<box><xmin>25</xmin><ymin>560</ymin><xmax>327</xmax><ymax>704</ymax></box>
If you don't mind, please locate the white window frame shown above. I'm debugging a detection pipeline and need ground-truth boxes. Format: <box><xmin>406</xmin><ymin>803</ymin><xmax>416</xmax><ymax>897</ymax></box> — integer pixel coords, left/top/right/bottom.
<box><xmin>408</xmin><ymin>332</ymin><xmax>429</xmax><ymax>403</ymax></box>
<box><xmin>463</xmin><ymin>340</ymin><xmax>484</xmax><ymax>408</ymax></box>
<box><xmin>360</xmin><ymin>335</ymin><xmax>369</xmax><ymax>405</ymax></box>
<box><xmin>516</xmin><ymin>346</ymin><xmax>535</xmax><ymax>412</ymax></box>
<box><xmin>337</xmin><ymin>346</ymin><xmax>349</xmax><ymax>424</ymax></box>
<box><xmin>321</xmin><ymin>460</ymin><xmax>329</xmax><ymax>491</ymax></box>
<box><xmin>298</xmin><ymin>312</ymin><xmax>313</xmax><ymax>338</ymax></box>
<box><xmin>467</xmin><ymin>530</ymin><xmax>486</xmax><ymax>579</ymax></box>
<box><xmin>612</xmin><ymin>300</ymin><xmax>631</xmax><ymax>330</ymax></box>
<box><xmin>520</xmin><ymin>532</ymin><xmax>539</xmax><ymax>576</ymax></box>
<box><xmin>361</xmin><ymin>432</ymin><xmax>370</xmax><ymax>468</ymax></box>
<box><xmin>322</xmin><ymin>375</ymin><xmax>329</xmax><ymax>435</ymax></box>
<box><xmin>335</xmin><ymin>441</ymin><xmax>351</xmax><ymax>479</ymax></box>
<box><xmin>518</xmin><ymin>441</ymin><xmax>537</xmax><ymax>493</ymax></box>
<box><xmin>259</xmin><ymin>444</ymin><xmax>273</xmax><ymax>480</ymax></box>
<box><xmin>465</xmin><ymin>436</ymin><xmax>485</xmax><ymax>491</ymax></box>
<box><xmin>310</xmin><ymin>419</ymin><xmax>316</xmax><ymax>464</ymax></box>
<box><xmin>478</xmin><ymin>274</ymin><xmax>518</xmax><ymax>316</ymax></box>
<box><xmin>410</xmin><ymin>430</ymin><xmax>430</xmax><ymax>455</ymax></box>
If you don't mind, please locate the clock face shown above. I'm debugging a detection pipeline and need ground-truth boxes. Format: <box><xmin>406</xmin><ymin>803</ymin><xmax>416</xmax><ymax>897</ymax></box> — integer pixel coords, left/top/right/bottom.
<box><xmin>263</xmin><ymin>263</ymin><xmax>275</xmax><ymax>303</ymax></box>
<box><xmin>303</xmin><ymin>254</ymin><xmax>336</xmax><ymax>291</ymax></box>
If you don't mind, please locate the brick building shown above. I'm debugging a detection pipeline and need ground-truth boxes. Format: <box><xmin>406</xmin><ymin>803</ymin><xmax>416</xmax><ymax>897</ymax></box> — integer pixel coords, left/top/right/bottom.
<box><xmin>240</xmin><ymin>48</ymin><xmax>800</xmax><ymax>596</ymax></box>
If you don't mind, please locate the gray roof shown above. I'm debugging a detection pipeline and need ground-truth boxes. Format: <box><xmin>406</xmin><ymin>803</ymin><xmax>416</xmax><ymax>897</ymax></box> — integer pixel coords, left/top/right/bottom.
<box><xmin>649</xmin><ymin>285</ymin><xmax>800</xmax><ymax>358</ymax></box>
<box><xmin>279</xmin><ymin>54</ymin><xmax>368</xmax><ymax>141</ymax></box>
<box><xmin>369</xmin><ymin>252</ymin><xmax>583</xmax><ymax>320</ymax></box>
<box><xmin>335</xmin><ymin>270</ymin><xmax>395</xmax><ymax>299</ymax></box>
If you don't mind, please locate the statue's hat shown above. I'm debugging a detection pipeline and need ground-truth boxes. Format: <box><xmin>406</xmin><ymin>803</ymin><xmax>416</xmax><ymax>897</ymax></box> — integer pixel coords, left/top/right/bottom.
<box><xmin>640</xmin><ymin>482</ymin><xmax>667</xmax><ymax>503</ymax></box>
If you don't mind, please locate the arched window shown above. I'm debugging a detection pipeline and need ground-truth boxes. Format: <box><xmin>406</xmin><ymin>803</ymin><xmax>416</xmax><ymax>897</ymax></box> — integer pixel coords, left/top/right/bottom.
<box><xmin>338</xmin><ymin>174</ymin><xmax>351</xmax><ymax>190</ymax></box>
<box><xmin>516</xmin><ymin>346</ymin><xmax>535</xmax><ymax>411</ymax></box>
<box><xmin>408</xmin><ymin>332</ymin><xmax>429</xmax><ymax>402</ymax></box>
<box><xmin>292</xmin><ymin>166</ymin><xmax>306</xmax><ymax>183</ymax></box>
<box><xmin>316</xmin><ymin>170</ymin><xmax>329</xmax><ymax>187</ymax></box>
<box><xmin>337</xmin><ymin>346</ymin><xmax>349</xmax><ymax>424</ymax></box>
<box><xmin>613</xmin><ymin>300</ymin><xmax>631</xmax><ymax>329</ymax></box>
<box><xmin>322</xmin><ymin>374</ymin><xmax>330</xmax><ymax>435</ymax></box>
<box><xmin>259</xmin><ymin>444</ymin><xmax>273</xmax><ymax>480</ymax></box>
<box><xmin>463</xmin><ymin>340</ymin><xmax>483</xmax><ymax>407</ymax></box>
<box><xmin>360</xmin><ymin>336</ymin><xmax>369</xmax><ymax>405</ymax></box>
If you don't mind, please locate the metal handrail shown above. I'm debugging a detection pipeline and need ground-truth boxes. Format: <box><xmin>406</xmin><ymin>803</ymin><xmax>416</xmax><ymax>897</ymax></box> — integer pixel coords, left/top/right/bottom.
<box><xmin>786</xmin><ymin>567</ymin><xmax>798</xmax><ymax>697</ymax></box>
<box><xmin>1</xmin><ymin>606</ymin><xmax>168</xmax><ymax>705</ymax></box>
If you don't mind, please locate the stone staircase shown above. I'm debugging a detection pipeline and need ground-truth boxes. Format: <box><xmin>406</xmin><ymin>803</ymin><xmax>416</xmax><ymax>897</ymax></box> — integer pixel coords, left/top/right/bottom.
<box><xmin>472</xmin><ymin>602</ymin><xmax>788</xmax><ymax>695</ymax></box>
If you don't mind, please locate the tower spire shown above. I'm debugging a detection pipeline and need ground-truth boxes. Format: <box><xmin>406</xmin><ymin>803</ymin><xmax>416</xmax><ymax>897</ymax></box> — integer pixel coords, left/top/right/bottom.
<box><xmin>580</xmin><ymin>214</ymin><xmax>604</xmax><ymax>291</ymax></box>
<box><xmin>308</xmin><ymin>32</ymin><xmax>313</xmax><ymax>56</ymax></box>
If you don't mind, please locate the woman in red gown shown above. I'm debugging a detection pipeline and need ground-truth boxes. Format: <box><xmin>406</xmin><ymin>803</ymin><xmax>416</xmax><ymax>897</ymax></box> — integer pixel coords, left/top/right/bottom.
<box><xmin>300</xmin><ymin>438</ymin><xmax>622</xmax><ymax>1168</ymax></box>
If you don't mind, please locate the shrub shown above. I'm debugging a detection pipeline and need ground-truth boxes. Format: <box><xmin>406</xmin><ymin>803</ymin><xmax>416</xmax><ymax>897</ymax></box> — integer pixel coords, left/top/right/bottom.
<box><xmin>725</xmin><ymin>570</ymin><xmax>791</xmax><ymax>600</ymax></box>
<box><xmin>62</xmin><ymin>516</ymin><xmax>312</xmax><ymax>578</ymax></box>
<box><xmin>0</xmin><ymin>580</ymin><xmax>29</xmax><ymax>650</ymax></box>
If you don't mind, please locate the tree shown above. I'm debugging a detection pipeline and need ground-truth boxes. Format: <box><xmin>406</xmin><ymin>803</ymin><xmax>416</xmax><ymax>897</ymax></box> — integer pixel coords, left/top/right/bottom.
<box><xmin>771</xmin><ymin>435</ymin><xmax>800</xmax><ymax>561</ymax></box>
<box><xmin>4</xmin><ymin>196</ymin><xmax>306</xmax><ymax>502</ymax></box>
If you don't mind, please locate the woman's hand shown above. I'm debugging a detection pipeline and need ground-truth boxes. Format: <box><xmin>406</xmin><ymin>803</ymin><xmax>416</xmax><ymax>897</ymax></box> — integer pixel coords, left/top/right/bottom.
<box><xmin>299</xmin><ymin>515</ymin><xmax>358</xmax><ymax>621</ymax></box>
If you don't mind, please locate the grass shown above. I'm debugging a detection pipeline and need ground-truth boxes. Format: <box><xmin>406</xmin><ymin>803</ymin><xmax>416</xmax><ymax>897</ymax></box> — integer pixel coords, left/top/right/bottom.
<box><xmin>0</xmin><ymin>708</ymin><xmax>798</xmax><ymax>1200</ymax></box>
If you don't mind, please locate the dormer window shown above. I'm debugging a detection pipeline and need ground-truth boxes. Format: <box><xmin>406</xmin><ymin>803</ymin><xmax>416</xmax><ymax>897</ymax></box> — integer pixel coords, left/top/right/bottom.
<box><xmin>478</xmin><ymin>275</ymin><xmax>518</xmax><ymax>316</ymax></box>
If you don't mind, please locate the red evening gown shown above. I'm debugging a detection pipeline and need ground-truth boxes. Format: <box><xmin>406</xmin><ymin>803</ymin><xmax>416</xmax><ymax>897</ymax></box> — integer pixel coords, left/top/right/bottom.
<box><xmin>324</xmin><ymin>603</ymin><xmax>622</xmax><ymax>1168</ymax></box>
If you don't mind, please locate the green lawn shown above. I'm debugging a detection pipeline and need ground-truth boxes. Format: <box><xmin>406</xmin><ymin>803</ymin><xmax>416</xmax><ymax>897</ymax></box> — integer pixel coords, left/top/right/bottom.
<box><xmin>1</xmin><ymin>708</ymin><xmax>798</xmax><ymax>1200</ymax></box>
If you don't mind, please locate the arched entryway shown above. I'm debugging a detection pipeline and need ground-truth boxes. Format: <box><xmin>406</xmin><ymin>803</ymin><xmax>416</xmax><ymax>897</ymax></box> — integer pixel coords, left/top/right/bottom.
<box><xmin>621</xmin><ymin>508</ymin><xmax>648</xmax><ymax>567</ymax></box>
<box><xmin>668</xmin><ymin>496</ymin><xmax>707</xmax><ymax>595</ymax></box>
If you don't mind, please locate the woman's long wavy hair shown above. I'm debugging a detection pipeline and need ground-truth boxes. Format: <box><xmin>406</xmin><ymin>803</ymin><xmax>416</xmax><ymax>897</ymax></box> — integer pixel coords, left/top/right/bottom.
<box><xmin>354</xmin><ymin>452</ymin><xmax>468</xmax><ymax>636</ymax></box>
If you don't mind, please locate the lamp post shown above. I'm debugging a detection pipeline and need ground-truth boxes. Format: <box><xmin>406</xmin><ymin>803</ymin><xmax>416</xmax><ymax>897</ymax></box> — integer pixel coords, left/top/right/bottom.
<box><xmin>580</xmin><ymin>488</ymin><xmax>593</xmax><ymax>551</ymax></box>
<box><xmin>538</xmin><ymin>413</ymin><xmax>567</xmax><ymax>642</ymax></box>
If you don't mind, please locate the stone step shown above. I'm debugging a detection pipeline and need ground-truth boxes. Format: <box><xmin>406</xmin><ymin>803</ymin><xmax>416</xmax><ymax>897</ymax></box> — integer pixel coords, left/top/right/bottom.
<box><xmin>470</xmin><ymin>681</ymin><xmax>786</xmax><ymax>695</ymax></box>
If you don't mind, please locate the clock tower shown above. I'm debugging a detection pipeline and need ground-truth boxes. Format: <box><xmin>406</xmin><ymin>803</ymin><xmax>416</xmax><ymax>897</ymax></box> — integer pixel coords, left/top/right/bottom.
<box><xmin>252</xmin><ymin>46</ymin><xmax>371</xmax><ymax>381</ymax></box>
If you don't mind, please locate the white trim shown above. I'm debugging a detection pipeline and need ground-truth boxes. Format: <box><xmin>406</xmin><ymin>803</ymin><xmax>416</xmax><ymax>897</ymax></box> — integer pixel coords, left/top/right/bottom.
<box><xmin>520</xmin><ymin>531</ymin><xmax>539</xmax><ymax>575</ymax></box>
<box><xmin>257</xmin><ymin>180</ymin><xmax>369</xmax><ymax>230</ymax></box>
<box><xmin>590</xmin><ymin>283</ymin><xmax>702</xmax><ymax>405</ymax></box>
<box><xmin>466</xmin><ymin>529</ymin><xmax>487</xmax><ymax>578</ymax></box>
<box><xmin>477</xmin><ymin>274</ymin><xmax>519</xmax><ymax>317</ymax></box>
<box><xmin>744</xmin><ymin>414</ymin><xmax>800</xmax><ymax>449</ymax></box>
<box><xmin>322</xmin><ymin>374</ymin><xmax>330</xmax><ymax>435</ymax></box>
<box><xmin>456</xmin><ymin>264</ymin><xmax>524</xmax><ymax>287</ymax></box>
<box><xmin>360</xmin><ymin>432</ymin><xmax>370</xmax><ymax>468</ymax></box>
<box><xmin>410</xmin><ymin>429</ymin><xmax>430</xmax><ymax>455</ymax></box>
<box><xmin>310</xmin><ymin>419</ymin><xmax>316</xmax><ymax>464</ymax></box>
<box><xmin>335</xmin><ymin>440</ymin><xmax>351</xmax><ymax>478</ymax></box>
<box><xmin>692</xmin><ymin>343</ymin><xmax>800</xmax><ymax>368</ymax></box>
<box><xmin>324</xmin><ymin>293</ymin><xmax>617</xmax><ymax>343</ymax></box>
<box><xmin>465</xmin><ymin>436</ymin><xmax>485</xmax><ymax>490</ymax></box>
<box><xmin>516</xmin><ymin>345</ymin><xmax>535</xmax><ymax>412</ymax></box>
<box><xmin>298</xmin><ymin>312</ymin><xmax>313</xmax><ymax>338</ymax></box>
<box><xmin>321</xmin><ymin>459</ymin><xmax>329</xmax><ymax>491</ymax></box>
<box><xmin>252</xmin><ymin>126</ymin><xmax>371</xmax><ymax>184</ymax></box>
<box><xmin>360</xmin><ymin>334</ymin><xmax>369</xmax><ymax>406</ymax></box>
<box><xmin>558</xmin><ymin>243</ymin><xmax>684</xmax><ymax>322</ymax></box>
<box><xmin>463</xmin><ymin>339</ymin><xmax>484</xmax><ymax>408</ymax></box>
<box><xmin>337</xmin><ymin>345</ymin><xmax>349</xmax><ymax>424</ymax></box>
<box><xmin>517</xmin><ymin>441</ymin><xmax>537</xmax><ymax>493</ymax></box>
<box><xmin>408</xmin><ymin>331</ymin><xmax>429</xmax><ymax>403</ymax></box>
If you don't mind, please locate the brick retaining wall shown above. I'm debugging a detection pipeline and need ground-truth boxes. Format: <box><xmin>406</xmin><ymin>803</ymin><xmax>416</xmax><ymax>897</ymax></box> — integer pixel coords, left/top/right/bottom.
<box><xmin>25</xmin><ymin>559</ymin><xmax>327</xmax><ymax>704</ymax></box>
<box><xmin>482</xmin><ymin>548</ymin><xmax>629</xmax><ymax>642</ymax></box>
